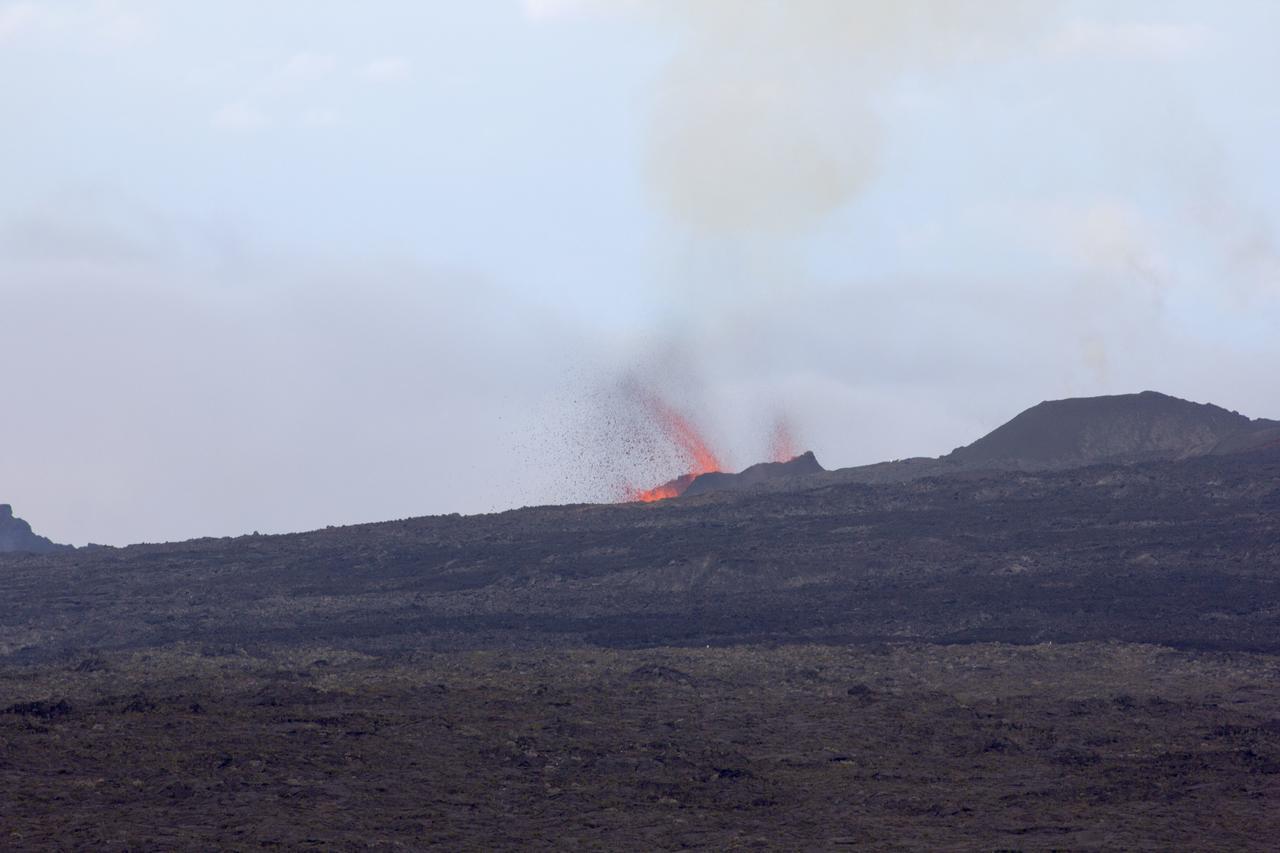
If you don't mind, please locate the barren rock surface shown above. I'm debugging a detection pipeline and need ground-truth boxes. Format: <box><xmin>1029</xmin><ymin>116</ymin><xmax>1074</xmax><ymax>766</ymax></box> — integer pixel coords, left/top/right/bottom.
<box><xmin>1</xmin><ymin>643</ymin><xmax>1277</xmax><ymax>849</ymax></box>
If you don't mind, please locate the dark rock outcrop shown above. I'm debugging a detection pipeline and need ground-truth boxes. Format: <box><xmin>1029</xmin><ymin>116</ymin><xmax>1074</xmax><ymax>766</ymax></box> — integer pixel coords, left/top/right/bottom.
<box><xmin>0</xmin><ymin>504</ymin><xmax>70</xmax><ymax>555</ymax></box>
<box><xmin>683</xmin><ymin>451</ymin><xmax>825</xmax><ymax>497</ymax></box>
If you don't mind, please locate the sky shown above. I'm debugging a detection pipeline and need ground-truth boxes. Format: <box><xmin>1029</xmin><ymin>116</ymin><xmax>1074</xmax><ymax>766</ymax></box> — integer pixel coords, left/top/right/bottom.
<box><xmin>3</xmin><ymin>0</ymin><xmax>1279</xmax><ymax>545</ymax></box>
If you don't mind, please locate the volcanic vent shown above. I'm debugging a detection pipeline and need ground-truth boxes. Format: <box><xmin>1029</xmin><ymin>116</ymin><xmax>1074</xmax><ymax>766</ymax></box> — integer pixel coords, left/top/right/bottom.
<box><xmin>617</xmin><ymin>390</ymin><xmax>824</xmax><ymax>502</ymax></box>
<box><xmin>624</xmin><ymin>390</ymin><xmax>724</xmax><ymax>502</ymax></box>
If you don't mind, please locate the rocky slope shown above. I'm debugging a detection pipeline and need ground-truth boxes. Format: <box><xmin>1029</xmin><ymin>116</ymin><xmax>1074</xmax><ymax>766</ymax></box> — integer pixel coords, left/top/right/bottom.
<box><xmin>3</xmin><ymin>446</ymin><xmax>1279</xmax><ymax>661</ymax></box>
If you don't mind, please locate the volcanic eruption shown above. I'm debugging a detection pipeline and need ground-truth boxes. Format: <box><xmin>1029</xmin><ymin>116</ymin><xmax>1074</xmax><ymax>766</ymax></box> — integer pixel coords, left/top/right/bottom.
<box><xmin>618</xmin><ymin>389</ymin><xmax>819</xmax><ymax>502</ymax></box>
<box><xmin>623</xmin><ymin>390</ymin><xmax>724</xmax><ymax>502</ymax></box>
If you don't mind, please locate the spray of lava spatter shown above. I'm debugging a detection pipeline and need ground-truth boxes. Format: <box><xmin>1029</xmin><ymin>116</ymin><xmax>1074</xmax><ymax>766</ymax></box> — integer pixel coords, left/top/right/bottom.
<box><xmin>623</xmin><ymin>389</ymin><xmax>723</xmax><ymax>502</ymax></box>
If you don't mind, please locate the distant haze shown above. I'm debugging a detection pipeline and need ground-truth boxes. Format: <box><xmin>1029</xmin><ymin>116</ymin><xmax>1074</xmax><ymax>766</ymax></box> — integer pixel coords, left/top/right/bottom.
<box><xmin>2</xmin><ymin>1</ymin><xmax>1279</xmax><ymax>545</ymax></box>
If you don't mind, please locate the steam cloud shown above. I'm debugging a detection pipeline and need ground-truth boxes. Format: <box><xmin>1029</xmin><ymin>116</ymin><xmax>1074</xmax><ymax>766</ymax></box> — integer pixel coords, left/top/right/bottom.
<box><xmin>644</xmin><ymin>1</ymin><xmax>1045</xmax><ymax>235</ymax></box>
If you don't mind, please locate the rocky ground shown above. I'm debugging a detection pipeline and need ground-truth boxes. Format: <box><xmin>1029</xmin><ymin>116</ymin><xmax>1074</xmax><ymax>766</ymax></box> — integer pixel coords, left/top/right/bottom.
<box><xmin>2</xmin><ymin>642</ymin><xmax>1278</xmax><ymax>850</ymax></box>
<box><xmin>2</xmin><ymin>446</ymin><xmax>1280</xmax><ymax>848</ymax></box>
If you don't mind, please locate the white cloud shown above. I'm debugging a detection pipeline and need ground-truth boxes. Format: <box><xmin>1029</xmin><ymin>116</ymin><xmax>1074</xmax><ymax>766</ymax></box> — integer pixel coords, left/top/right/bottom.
<box><xmin>211</xmin><ymin>52</ymin><xmax>339</xmax><ymax>133</ymax></box>
<box><xmin>0</xmin><ymin>201</ymin><xmax>584</xmax><ymax>545</ymax></box>
<box><xmin>976</xmin><ymin>196</ymin><xmax>1167</xmax><ymax>282</ymax></box>
<box><xmin>522</xmin><ymin>0</ymin><xmax>584</xmax><ymax>19</ymax></box>
<box><xmin>299</xmin><ymin>107</ymin><xmax>340</xmax><ymax>128</ymax></box>
<box><xmin>1048</xmin><ymin>20</ymin><xmax>1207</xmax><ymax>60</ymax></box>
<box><xmin>0</xmin><ymin>0</ymin><xmax>148</xmax><ymax>46</ymax></box>
<box><xmin>521</xmin><ymin>0</ymin><xmax>623</xmax><ymax>20</ymax></box>
<box><xmin>211</xmin><ymin>100</ymin><xmax>269</xmax><ymax>133</ymax></box>
<box><xmin>361</xmin><ymin>56</ymin><xmax>411</xmax><ymax>82</ymax></box>
<box><xmin>0</xmin><ymin>2</ymin><xmax>38</xmax><ymax>40</ymax></box>
<box><xmin>88</xmin><ymin>0</ymin><xmax>148</xmax><ymax>45</ymax></box>
<box><xmin>278</xmin><ymin>51</ymin><xmax>336</xmax><ymax>84</ymax></box>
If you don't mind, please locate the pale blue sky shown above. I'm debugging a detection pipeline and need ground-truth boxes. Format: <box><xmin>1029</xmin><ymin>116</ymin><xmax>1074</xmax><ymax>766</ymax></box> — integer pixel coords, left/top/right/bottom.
<box><xmin>3</xmin><ymin>1</ymin><xmax>1279</xmax><ymax>544</ymax></box>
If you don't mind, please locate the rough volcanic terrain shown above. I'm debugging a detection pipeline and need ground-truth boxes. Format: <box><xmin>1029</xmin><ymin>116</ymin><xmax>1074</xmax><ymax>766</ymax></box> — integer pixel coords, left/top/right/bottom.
<box><xmin>3</xmin><ymin>642</ymin><xmax>1277</xmax><ymax>850</ymax></box>
<box><xmin>2</xmin><ymin>393</ymin><xmax>1279</xmax><ymax>848</ymax></box>
<box><xmin>5</xmin><ymin>448</ymin><xmax>1279</xmax><ymax>660</ymax></box>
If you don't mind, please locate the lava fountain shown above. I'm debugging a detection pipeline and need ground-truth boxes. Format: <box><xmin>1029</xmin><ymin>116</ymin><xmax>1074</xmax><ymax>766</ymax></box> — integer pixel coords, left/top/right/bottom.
<box><xmin>624</xmin><ymin>390</ymin><xmax>723</xmax><ymax>502</ymax></box>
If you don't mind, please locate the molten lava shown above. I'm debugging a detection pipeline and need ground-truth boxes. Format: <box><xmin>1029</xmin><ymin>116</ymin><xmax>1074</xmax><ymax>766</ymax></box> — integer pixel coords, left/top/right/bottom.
<box><xmin>629</xmin><ymin>472</ymin><xmax>700</xmax><ymax>503</ymax></box>
<box><xmin>624</xmin><ymin>391</ymin><xmax>723</xmax><ymax>503</ymax></box>
<box><xmin>617</xmin><ymin>387</ymin><xmax>804</xmax><ymax>503</ymax></box>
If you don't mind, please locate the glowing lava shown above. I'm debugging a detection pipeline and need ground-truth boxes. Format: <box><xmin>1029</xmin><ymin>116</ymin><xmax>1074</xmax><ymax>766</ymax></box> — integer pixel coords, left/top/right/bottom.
<box><xmin>625</xmin><ymin>391</ymin><xmax>723</xmax><ymax>503</ymax></box>
<box><xmin>629</xmin><ymin>472</ymin><xmax>700</xmax><ymax>503</ymax></box>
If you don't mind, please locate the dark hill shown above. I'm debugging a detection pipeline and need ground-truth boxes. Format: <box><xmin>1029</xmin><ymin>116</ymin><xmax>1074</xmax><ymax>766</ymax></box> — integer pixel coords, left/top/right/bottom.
<box><xmin>946</xmin><ymin>390</ymin><xmax>1278</xmax><ymax>470</ymax></box>
<box><xmin>0</xmin><ymin>505</ymin><xmax>69</xmax><ymax>555</ymax></box>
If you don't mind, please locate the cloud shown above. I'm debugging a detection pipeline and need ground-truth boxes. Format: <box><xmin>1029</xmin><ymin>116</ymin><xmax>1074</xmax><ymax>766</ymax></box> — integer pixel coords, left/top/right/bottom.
<box><xmin>1189</xmin><ymin>191</ymin><xmax>1280</xmax><ymax>304</ymax></box>
<box><xmin>0</xmin><ymin>2</ymin><xmax>38</xmax><ymax>40</ymax></box>
<box><xmin>211</xmin><ymin>52</ymin><xmax>339</xmax><ymax>133</ymax></box>
<box><xmin>522</xmin><ymin>0</ymin><xmax>601</xmax><ymax>20</ymax></box>
<box><xmin>1048</xmin><ymin>20</ymin><xmax>1207</xmax><ymax>60</ymax></box>
<box><xmin>211</xmin><ymin>100</ymin><xmax>269</xmax><ymax>132</ymax></box>
<box><xmin>0</xmin><ymin>0</ymin><xmax>148</xmax><ymax>46</ymax></box>
<box><xmin>634</xmin><ymin>1</ymin><xmax>1049</xmax><ymax>236</ymax></box>
<box><xmin>278</xmin><ymin>51</ymin><xmax>337</xmax><ymax>84</ymax></box>
<box><xmin>989</xmin><ymin>196</ymin><xmax>1168</xmax><ymax>284</ymax></box>
<box><xmin>361</xmin><ymin>56</ymin><xmax>412</xmax><ymax>82</ymax></box>
<box><xmin>0</xmin><ymin>200</ymin><xmax>588</xmax><ymax>545</ymax></box>
<box><xmin>299</xmin><ymin>107</ymin><xmax>340</xmax><ymax>128</ymax></box>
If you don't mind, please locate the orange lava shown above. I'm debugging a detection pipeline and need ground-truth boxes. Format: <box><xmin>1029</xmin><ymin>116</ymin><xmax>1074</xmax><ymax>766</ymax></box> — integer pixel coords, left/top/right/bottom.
<box><xmin>625</xmin><ymin>391</ymin><xmax>723</xmax><ymax>503</ymax></box>
<box><xmin>629</xmin><ymin>473</ymin><xmax>699</xmax><ymax>503</ymax></box>
<box><xmin>640</xmin><ymin>392</ymin><xmax>722</xmax><ymax>475</ymax></box>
